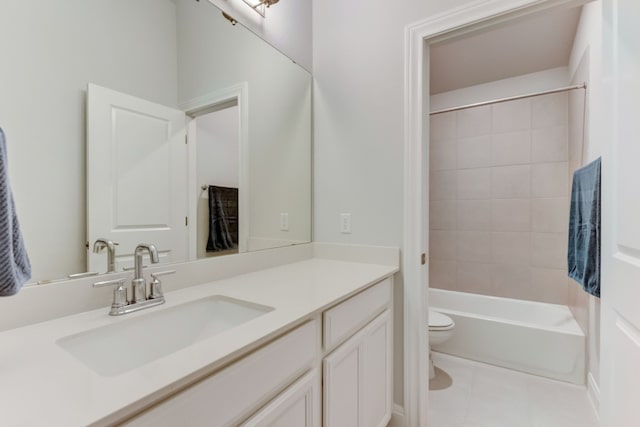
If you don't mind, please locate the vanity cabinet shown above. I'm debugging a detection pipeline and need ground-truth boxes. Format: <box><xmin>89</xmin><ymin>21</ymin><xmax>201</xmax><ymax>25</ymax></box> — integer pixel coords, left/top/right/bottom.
<box><xmin>120</xmin><ymin>277</ymin><xmax>393</xmax><ymax>427</ymax></box>
<box><xmin>122</xmin><ymin>320</ymin><xmax>318</xmax><ymax>427</ymax></box>
<box><xmin>322</xmin><ymin>279</ymin><xmax>393</xmax><ymax>427</ymax></box>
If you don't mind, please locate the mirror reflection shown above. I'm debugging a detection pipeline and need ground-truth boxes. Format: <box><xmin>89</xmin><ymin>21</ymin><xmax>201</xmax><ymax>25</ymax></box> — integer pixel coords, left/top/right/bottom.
<box><xmin>0</xmin><ymin>0</ymin><xmax>312</xmax><ymax>285</ymax></box>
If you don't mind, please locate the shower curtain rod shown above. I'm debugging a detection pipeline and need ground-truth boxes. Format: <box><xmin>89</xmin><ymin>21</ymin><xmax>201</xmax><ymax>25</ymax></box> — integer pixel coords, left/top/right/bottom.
<box><xmin>429</xmin><ymin>83</ymin><xmax>587</xmax><ymax>116</ymax></box>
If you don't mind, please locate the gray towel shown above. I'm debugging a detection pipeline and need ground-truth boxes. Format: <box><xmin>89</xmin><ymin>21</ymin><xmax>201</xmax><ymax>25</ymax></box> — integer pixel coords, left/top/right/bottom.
<box><xmin>0</xmin><ymin>129</ymin><xmax>31</xmax><ymax>296</ymax></box>
<box><xmin>206</xmin><ymin>185</ymin><xmax>238</xmax><ymax>252</ymax></box>
<box><xmin>567</xmin><ymin>157</ymin><xmax>601</xmax><ymax>298</ymax></box>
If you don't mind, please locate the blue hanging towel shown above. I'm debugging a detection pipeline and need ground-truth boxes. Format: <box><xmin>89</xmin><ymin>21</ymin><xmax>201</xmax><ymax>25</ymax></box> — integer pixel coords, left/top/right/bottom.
<box><xmin>0</xmin><ymin>128</ymin><xmax>31</xmax><ymax>296</ymax></box>
<box><xmin>567</xmin><ymin>157</ymin><xmax>601</xmax><ymax>298</ymax></box>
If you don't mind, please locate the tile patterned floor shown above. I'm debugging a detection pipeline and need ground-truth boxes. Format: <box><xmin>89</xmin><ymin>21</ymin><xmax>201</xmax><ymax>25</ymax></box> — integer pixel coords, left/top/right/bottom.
<box><xmin>429</xmin><ymin>352</ymin><xmax>600</xmax><ymax>427</ymax></box>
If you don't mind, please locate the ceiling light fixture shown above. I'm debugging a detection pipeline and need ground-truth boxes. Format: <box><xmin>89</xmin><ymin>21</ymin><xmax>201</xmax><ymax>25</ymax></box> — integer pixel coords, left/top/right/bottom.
<box><xmin>222</xmin><ymin>11</ymin><xmax>238</xmax><ymax>26</ymax></box>
<box><xmin>241</xmin><ymin>0</ymin><xmax>280</xmax><ymax>17</ymax></box>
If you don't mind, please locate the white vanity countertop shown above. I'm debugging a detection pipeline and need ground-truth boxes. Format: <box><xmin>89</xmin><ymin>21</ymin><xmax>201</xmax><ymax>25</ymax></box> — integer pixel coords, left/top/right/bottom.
<box><xmin>0</xmin><ymin>257</ymin><xmax>397</xmax><ymax>427</ymax></box>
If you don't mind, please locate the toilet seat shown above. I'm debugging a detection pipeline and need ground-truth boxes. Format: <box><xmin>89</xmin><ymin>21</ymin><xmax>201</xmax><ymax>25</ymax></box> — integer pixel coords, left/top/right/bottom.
<box><xmin>429</xmin><ymin>311</ymin><xmax>454</xmax><ymax>331</ymax></box>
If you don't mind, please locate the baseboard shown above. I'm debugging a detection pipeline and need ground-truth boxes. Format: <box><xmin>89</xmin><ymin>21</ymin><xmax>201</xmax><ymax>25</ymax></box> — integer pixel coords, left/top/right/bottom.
<box><xmin>587</xmin><ymin>372</ymin><xmax>601</xmax><ymax>419</ymax></box>
<box><xmin>387</xmin><ymin>404</ymin><xmax>405</xmax><ymax>427</ymax></box>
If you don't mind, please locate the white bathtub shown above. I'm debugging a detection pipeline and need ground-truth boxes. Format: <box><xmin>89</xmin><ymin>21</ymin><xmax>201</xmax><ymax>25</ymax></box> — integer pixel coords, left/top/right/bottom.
<box><xmin>429</xmin><ymin>288</ymin><xmax>586</xmax><ymax>384</ymax></box>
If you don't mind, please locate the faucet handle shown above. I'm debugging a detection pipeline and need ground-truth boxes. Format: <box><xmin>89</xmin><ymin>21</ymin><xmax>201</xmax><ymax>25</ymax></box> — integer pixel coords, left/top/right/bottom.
<box><xmin>149</xmin><ymin>270</ymin><xmax>176</xmax><ymax>300</ymax></box>
<box><xmin>93</xmin><ymin>278</ymin><xmax>128</xmax><ymax>309</ymax></box>
<box><xmin>151</xmin><ymin>270</ymin><xmax>176</xmax><ymax>279</ymax></box>
<box><xmin>123</xmin><ymin>265</ymin><xmax>147</xmax><ymax>272</ymax></box>
<box><xmin>92</xmin><ymin>239</ymin><xmax>119</xmax><ymax>252</ymax></box>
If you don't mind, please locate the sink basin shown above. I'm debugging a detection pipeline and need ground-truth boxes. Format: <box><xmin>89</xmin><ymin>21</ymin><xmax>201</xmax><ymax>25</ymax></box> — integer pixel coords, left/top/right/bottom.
<box><xmin>57</xmin><ymin>295</ymin><xmax>274</xmax><ymax>377</ymax></box>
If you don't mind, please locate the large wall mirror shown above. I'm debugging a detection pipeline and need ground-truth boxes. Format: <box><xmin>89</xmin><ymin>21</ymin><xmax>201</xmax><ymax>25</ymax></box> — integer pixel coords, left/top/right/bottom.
<box><xmin>0</xmin><ymin>0</ymin><xmax>312</xmax><ymax>285</ymax></box>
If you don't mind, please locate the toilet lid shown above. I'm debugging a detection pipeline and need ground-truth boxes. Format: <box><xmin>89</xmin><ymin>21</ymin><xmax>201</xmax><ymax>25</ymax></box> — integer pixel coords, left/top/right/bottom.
<box><xmin>429</xmin><ymin>311</ymin><xmax>454</xmax><ymax>330</ymax></box>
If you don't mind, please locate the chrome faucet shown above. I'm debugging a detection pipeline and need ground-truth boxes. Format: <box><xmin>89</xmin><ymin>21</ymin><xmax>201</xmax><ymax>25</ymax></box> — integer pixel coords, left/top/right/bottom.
<box><xmin>132</xmin><ymin>244</ymin><xmax>160</xmax><ymax>303</ymax></box>
<box><xmin>93</xmin><ymin>243</ymin><xmax>175</xmax><ymax>316</ymax></box>
<box><xmin>93</xmin><ymin>238</ymin><xmax>119</xmax><ymax>273</ymax></box>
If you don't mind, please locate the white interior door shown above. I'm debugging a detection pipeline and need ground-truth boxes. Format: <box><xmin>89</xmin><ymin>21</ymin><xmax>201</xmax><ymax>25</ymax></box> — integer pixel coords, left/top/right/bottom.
<box><xmin>87</xmin><ymin>84</ymin><xmax>188</xmax><ymax>272</ymax></box>
<box><xmin>600</xmin><ymin>0</ymin><xmax>640</xmax><ymax>425</ymax></box>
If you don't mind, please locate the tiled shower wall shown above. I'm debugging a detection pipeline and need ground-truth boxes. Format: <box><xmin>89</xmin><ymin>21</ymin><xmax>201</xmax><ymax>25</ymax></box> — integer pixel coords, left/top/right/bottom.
<box><xmin>429</xmin><ymin>92</ymin><xmax>570</xmax><ymax>305</ymax></box>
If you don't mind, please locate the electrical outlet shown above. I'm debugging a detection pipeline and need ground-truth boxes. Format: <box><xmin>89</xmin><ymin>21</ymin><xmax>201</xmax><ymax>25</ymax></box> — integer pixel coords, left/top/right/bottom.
<box><xmin>280</xmin><ymin>213</ymin><xmax>289</xmax><ymax>231</ymax></box>
<box><xmin>340</xmin><ymin>213</ymin><xmax>352</xmax><ymax>234</ymax></box>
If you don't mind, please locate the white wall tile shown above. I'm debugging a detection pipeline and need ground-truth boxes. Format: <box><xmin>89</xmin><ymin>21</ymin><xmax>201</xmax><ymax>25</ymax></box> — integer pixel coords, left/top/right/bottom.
<box><xmin>457</xmin><ymin>200</ymin><xmax>491</xmax><ymax>231</ymax></box>
<box><xmin>430</xmin><ymin>200</ymin><xmax>457</xmax><ymax>231</ymax></box>
<box><xmin>532</xmin><ymin>162</ymin><xmax>568</xmax><ymax>198</ymax></box>
<box><xmin>531</xmin><ymin>233</ymin><xmax>567</xmax><ymax>269</ymax></box>
<box><xmin>491</xmin><ymin>165</ymin><xmax>531</xmax><ymax>199</ymax></box>
<box><xmin>532</xmin><ymin>92</ymin><xmax>568</xmax><ymax>128</ymax></box>
<box><xmin>430</xmin><ymin>139</ymin><xmax>457</xmax><ymax>171</ymax></box>
<box><xmin>429</xmin><ymin>260</ymin><xmax>457</xmax><ymax>290</ymax></box>
<box><xmin>457</xmin><ymin>262</ymin><xmax>492</xmax><ymax>295</ymax></box>
<box><xmin>532</xmin><ymin>126</ymin><xmax>568</xmax><ymax>163</ymax></box>
<box><xmin>530</xmin><ymin>268</ymin><xmax>569</xmax><ymax>305</ymax></box>
<box><xmin>492</xmin><ymin>98</ymin><xmax>531</xmax><ymax>133</ymax></box>
<box><xmin>531</xmin><ymin>198</ymin><xmax>569</xmax><ymax>233</ymax></box>
<box><xmin>492</xmin><ymin>232</ymin><xmax>531</xmax><ymax>265</ymax></box>
<box><xmin>491</xmin><ymin>264</ymin><xmax>532</xmax><ymax>300</ymax></box>
<box><xmin>430</xmin><ymin>111</ymin><xmax>456</xmax><ymax>141</ymax></box>
<box><xmin>492</xmin><ymin>199</ymin><xmax>531</xmax><ymax>232</ymax></box>
<box><xmin>458</xmin><ymin>135</ymin><xmax>492</xmax><ymax>169</ymax></box>
<box><xmin>457</xmin><ymin>105</ymin><xmax>491</xmax><ymax>138</ymax></box>
<box><xmin>430</xmin><ymin>170</ymin><xmax>457</xmax><ymax>201</ymax></box>
<box><xmin>430</xmin><ymin>230</ymin><xmax>457</xmax><ymax>261</ymax></box>
<box><xmin>457</xmin><ymin>231</ymin><xmax>492</xmax><ymax>263</ymax></box>
<box><xmin>458</xmin><ymin>168</ymin><xmax>491</xmax><ymax>200</ymax></box>
<box><xmin>491</xmin><ymin>131</ymin><xmax>531</xmax><ymax>166</ymax></box>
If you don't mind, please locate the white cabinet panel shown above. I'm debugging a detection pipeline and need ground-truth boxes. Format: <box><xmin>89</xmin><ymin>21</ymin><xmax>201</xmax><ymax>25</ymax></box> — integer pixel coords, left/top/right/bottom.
<box><xmin>323</xmin><ymin>341</ymin><xmax>360</xmax><ymax>427</ymax></box>
<box><xmin>124</xmin><ymin>320</ymin><xmax>317</xmax><ymax>427</ymax></box>
<box><xmin>242</xmin><ymin>370</ymin><xmax>320</xmax><ymax>427</ymax></box>
<box><xmin>361</xmin><ymin>315</ymin><xmax>392</xmax><ymax>427</ymax></box>
<box><xmin>323</xmin><ymin>278</ymin><xmax>391</xmax><ymax>351</ymax></box>
<box><xmin>323</xmin><ymin>310</ymin><xmax>392</xmax><ymax>427</ymax></box>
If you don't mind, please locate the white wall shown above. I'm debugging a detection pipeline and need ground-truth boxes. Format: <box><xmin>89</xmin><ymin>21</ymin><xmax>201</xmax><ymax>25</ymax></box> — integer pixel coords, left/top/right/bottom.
<box><xmin>0</xmin><ymin>0</ymin><xmax>178</xmax><ymax>283</ymax></box>
<box><xmin>196</xmin><ymin>108</ymin><xmax>240</xmax><ymax>190</ymax></box>
<box><xmin>568</xmin><ymin>0</ymin><xmax>603</xmax><ymax>403</ymax></box>
<box><xmin>195</xmin><ymin>107</ymin><xmax>240</xmax><ymax>258</ymax></box>
<box><xmin>430</xmin><ymin>67</ymin><xmax>570</xmax><ymax>112</ymax></box>
<box><xmin>207</xmin><ymin>0</ymin><xmax>312</xmax><ymax>72</ymax></box>
<box><xmin>313</xmin><ymin>0</ymin><xmax>490</xmax><ymax>410</ymax></box>
<box><xmin>178</xmin><ymin>0</ymin><xmax>312</xmax><ymax>250</ymax></box>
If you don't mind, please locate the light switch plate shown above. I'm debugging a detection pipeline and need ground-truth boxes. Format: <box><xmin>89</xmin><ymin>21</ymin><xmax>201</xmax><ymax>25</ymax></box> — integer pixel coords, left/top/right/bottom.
<box><xmin>280</xmin><ymin>213</ymin><xmax>289</xmax><ymax>231</ymax></box>
<box><xmin>340</xmin><ymin>213</ymin><xmax>352</xmax><ymax>234</ymax></box>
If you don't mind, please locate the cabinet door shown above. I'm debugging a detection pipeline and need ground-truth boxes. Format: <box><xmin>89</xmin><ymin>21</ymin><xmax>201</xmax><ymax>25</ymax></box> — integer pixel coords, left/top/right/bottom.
<box><xmin>323</xmin><ymin>338</ymin><xmax>360</xmax><ymax>427</ymax></box>
<box><xmin>360</xmin><ymin>311</ymin><xmax>392</xmax><ymax>427</ymax></box>
<box><xmin>242</xmin><ymin>370</ymin><xmax>320</xmax><ymax>427</ymax></box>
<box><xmin>323</xmin><ymin>310</ymin><xmax>392</xmax><ymax>427</ymax></box>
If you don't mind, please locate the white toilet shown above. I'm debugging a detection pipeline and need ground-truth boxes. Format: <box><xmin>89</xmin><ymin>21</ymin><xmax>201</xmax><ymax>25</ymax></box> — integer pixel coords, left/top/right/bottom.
<box><xmin>428</xmin><ymin>310</ymin><xmax>455</xmax><ymax>379</ymax></box>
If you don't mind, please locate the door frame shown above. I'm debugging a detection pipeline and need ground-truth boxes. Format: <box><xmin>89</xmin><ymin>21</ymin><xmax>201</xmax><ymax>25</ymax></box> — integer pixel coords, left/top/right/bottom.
<box><xmin>402</xmin><ymin>0</ymin><xmax>593</xmax><ymax>425</ymax></box>
<box><xmin>180</xmin><ymin>82</ymin><xmax>250</xmax><ymax>260</ymax></box>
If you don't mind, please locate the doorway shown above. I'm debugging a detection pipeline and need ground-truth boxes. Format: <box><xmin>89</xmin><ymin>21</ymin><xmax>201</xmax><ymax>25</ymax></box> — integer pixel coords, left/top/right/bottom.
<box><xmin>183</xmin><ymin>83</ymin><xmax>250</xmax><ymax>261</ymax></box>
<box><xmin>402</xmin><ymin>1</ymin><xmax>595</xmax><ymax>425</ymax></box>
<box><xmin>192</xmin><ymin>103</ymin><xmax>240</xmax><ymax>258</ymax></box>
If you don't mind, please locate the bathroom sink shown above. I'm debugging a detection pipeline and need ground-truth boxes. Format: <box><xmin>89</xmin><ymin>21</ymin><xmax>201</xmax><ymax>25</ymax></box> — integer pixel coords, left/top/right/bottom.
<box><xmin>57</xmin><ymin>295</ymin><xmax>274</xmax><ymax>377</ymax></box>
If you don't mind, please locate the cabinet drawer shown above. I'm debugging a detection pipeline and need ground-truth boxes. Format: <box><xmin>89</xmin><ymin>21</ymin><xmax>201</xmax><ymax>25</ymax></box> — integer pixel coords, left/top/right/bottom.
<box><xmin>124</xmin><ymin>320</ymin><xmax>317</xmax><ymax>427</ymax></box>
<box><xmin>241</xmin><ymin>369</ymin><xmax>320</xmax><ymax>427</ymax></box>
<box><xmin>323</xmin><ymin>277</ymin><xmax>391</xmax><ymax>351</ymax></box>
